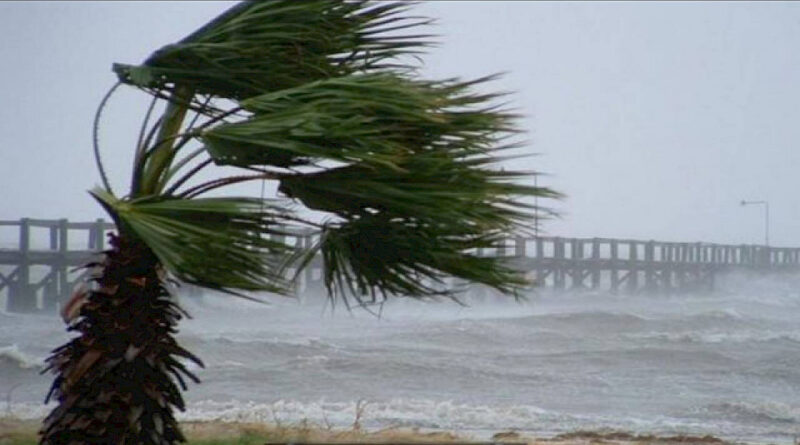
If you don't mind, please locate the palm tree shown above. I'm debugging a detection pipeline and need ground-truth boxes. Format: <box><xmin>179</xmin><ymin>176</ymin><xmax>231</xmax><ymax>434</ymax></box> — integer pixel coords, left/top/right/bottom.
<box><xmin>39</xmin><ymin>1</ymin><xmax>558</xmax><ymax>443</ymax></box>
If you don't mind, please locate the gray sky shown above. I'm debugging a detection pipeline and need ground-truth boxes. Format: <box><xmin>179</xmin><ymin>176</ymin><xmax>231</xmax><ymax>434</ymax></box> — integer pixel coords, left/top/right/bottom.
<box><xmin>1</xmin><ymin>1</ymin><xmax>799</xmax><ymax>246</ymax></box>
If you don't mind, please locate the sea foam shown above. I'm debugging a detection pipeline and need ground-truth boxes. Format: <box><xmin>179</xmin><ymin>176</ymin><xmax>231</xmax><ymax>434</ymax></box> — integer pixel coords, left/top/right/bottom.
<box><xmin>0</xmin><ymin>344</ymin><xmax>44</xmax><ymax>370</ymax></box>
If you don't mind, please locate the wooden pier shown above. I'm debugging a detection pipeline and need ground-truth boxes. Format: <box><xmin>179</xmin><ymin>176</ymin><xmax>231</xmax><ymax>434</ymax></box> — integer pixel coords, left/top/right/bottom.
<box><xmin>0</xmin><ymin>218</ymin><xmax>111</xmax><ymax>313</ymax></box>
<box><xmin>505</xmin><ymin>236</ymin><xmax>800</xmax><ymax>294</ymax></box>
<box><xmin>2</xmin><ymin>218</ymin><xmax>799</xmax><ymax>313</ymax></box>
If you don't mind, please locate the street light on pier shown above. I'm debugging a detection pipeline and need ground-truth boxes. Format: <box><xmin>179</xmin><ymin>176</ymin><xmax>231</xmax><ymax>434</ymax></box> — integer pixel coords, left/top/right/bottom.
<box><xmin>740</xmin><ymin>200</ymin><xmax>769</xmax><ymax>246</ymax></box>
<box><xmin>533</xmin><ymin>174</ymin><xmax>539</xmax><ymax>237</ymax></box>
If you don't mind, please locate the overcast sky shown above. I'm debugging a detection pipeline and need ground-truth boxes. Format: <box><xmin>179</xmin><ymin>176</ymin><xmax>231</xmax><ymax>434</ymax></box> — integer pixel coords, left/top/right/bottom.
<box><xmin>1</xmin><ymin>1</ymin><xmax>799</xmax><ymax>246</ymax></box>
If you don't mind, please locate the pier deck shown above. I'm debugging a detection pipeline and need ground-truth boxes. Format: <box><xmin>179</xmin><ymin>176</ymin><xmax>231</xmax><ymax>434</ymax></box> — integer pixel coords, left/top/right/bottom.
<box><xmin>2</xmin><ymin>219</ymin><xmax>798</xmax><ymax>312</ymax></box>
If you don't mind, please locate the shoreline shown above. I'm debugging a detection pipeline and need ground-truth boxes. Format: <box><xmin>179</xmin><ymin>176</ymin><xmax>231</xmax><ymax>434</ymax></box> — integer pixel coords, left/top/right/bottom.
<box><xmin>0</xmin><ymin>417</ymin><xmax>752</xmax><ymax>445</ymax></box>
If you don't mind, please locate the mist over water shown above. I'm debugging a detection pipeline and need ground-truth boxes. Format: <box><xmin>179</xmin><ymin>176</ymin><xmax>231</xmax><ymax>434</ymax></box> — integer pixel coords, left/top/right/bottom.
<box><xmin>2</xmin><ymin>273</ymin><xmax>800</xmax><ymax>443</ymax></box>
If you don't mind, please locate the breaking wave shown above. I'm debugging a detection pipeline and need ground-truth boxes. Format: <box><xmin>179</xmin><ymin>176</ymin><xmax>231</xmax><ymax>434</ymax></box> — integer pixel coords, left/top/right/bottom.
<box><xmin>0</xmin><ymin>344</ymin><xmax>44</xmax><ymax>371</ymax></box>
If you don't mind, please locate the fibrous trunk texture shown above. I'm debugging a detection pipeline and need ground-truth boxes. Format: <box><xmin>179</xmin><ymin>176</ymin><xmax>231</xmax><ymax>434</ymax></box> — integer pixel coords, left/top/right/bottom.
<box><xmin>40</xmin><ymin>233</ymin><xmax>202</xmax><ymax>445</ymax></box>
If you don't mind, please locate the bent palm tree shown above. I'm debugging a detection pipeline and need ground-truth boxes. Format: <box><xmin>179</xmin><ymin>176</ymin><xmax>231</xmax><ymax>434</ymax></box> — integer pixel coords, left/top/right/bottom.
<box><xmin>40</xmin><ymin>1</ymin><xmax>558</xmax><ymax>443</ymax></box>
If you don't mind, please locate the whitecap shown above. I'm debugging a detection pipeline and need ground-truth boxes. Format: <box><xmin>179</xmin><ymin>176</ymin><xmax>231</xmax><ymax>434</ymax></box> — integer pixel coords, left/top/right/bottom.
<box><xmin>0</xmin><ymin>344</ymin><xmax>45</xmax><ymax>370</ymax></box>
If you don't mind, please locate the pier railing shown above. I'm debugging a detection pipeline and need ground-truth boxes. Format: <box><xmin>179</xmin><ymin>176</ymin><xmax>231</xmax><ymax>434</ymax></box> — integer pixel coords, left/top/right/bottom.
<box><xmin>1</xmin><ymin>218</ymin><xmax>799</xmax><ymax>312</ymax></box>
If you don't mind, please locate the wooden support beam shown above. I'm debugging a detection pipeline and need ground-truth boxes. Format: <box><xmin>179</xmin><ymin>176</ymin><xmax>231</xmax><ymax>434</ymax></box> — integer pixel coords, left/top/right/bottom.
<box><xmin>591</xmin><ymin>238</ymin><xmax>600</xmax><ymax>289</ymax></box>
<box><xmin>94</xmin><ymin>218</ymin><xmax>106</xmax><ymax>251</ymax></box>
<box><xmin>644</xmin><ymin>241</ymin><xmax>655</xmax><ymax>291</ymax></box>
<box><xmin>515</xmin><ymin>236</ymin><xmax>526</xmax><ymax>258</ymax></box>
<box><xmin>553</xmin><ymin>237</ymin><xmax>565</xmax><ymax>291</ymax></box>
<box><xmin>58</xmin><ymin>218</ymin><xmax>70</xmax><ymax>309</ymax></box>
<box><xmin>534</xmin><ymin>237</ymin><xmax>545</xmax><ymax>287</ymax></box>
<box><xmin>610</xmin><ymin>240</ymin><xmax>619</xmax><ymax>293</ymax></box>
<box><xmin>8</xmin><ymin>218</ymin><xmax>35</xmax><ymax>312</ymax></box>
<box><xmin>570</xmin><ymin>239</ymin><xmax>584</xmax><ymax>289</ymax></box>
<box><xmin>627</xmin><ymin>241</ymin><xmax>638</xmax><ymax>293</ymax></box>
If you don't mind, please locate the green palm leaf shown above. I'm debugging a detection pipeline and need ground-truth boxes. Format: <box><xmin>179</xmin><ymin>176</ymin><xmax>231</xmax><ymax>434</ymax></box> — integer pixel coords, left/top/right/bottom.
<box><xmin>294</xmin><ymin>156</ymin><xmax>558</xmax><ymax>300</ymax></box>
<box><xmin>113</xmin><ymin>0</ymin><xmax>431</xmax><ymax>100</ymax></box>
<box><xmin>202</xmin><ymin>74</ymin><xmax>512</xmax><ymax>170</ymax></box>
<box><xmin>197</xmin><ymin>72</ymin><xmax>559</xmax><ymax>300</ymax></box>
<box><xmin>276</xmin><ymin>157</ymin><xmax>540</xmax><ymax>222</ymax></box>
<box><xmin>91</xmin><ymin>188</ymin><xmax>299</xmax><ymax>297</ymax></box>
<box><xmin>317</xmin><ymin>213</ymin><xmax>525</xmax><ymax>303</ymax></box>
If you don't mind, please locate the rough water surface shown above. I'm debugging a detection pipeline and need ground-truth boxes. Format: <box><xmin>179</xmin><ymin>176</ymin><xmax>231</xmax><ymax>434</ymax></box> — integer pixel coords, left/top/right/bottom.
<box><xmin>2</xmin><ymin>273</ymin><xmax>799</xmax><ymax>443</ymax></box>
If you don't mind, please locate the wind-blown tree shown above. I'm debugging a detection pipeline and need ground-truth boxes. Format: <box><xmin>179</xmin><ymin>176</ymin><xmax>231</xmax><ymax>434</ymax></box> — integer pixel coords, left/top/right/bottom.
<box><xmin>40</xmin><ymin>1</ymin><xmax>558</xmax><ymax>443</ymax></box>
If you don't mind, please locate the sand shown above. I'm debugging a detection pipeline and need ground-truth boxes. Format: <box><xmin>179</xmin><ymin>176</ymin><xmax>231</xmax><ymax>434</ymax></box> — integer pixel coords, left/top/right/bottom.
<box><xmin>0</xmin><ymin>417</ymin><xmax>742</xmax><ymax>445</ymax></box>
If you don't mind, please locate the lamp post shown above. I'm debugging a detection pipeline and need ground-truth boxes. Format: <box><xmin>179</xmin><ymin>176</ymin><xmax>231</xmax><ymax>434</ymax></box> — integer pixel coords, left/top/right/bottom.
<box><xmin>533</xmin><ymin>174</ymin><xmax>539</xmax><ymax>237</ymax></box>
<box><xmin>740</xmin><ymin>200</ymin><xmax>769</xmax><ymax>246</ymax></box>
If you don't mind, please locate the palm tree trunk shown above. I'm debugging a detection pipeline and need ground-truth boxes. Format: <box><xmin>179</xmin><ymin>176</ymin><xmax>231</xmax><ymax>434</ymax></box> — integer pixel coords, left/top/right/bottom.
<box><xmin>40</xmin><ymin>232</ymin><xmax>202</xmax><ymax>445</ymax></box>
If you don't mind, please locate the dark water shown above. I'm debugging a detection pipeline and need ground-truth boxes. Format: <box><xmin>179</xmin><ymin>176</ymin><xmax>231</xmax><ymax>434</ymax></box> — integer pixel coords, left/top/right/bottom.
<box><xmin>2</xmin><ymin>273</ymin><xmax>799</xmax><ymax>443</ymax></box>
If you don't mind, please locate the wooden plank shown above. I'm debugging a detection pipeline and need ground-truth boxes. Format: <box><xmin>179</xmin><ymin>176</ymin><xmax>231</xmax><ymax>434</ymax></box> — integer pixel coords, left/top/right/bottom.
<box><xmin>27</xmin><ymin>218</ymin><xmax>61</xmax><ymax>227</ymax></box>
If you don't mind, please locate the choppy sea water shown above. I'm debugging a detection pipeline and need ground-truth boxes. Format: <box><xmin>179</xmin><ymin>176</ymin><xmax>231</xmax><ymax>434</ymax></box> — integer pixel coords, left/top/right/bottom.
<box><xmin>2</xmin><ymin>272</ymin><xmax>799</xmax><ymax>443</ymax></box>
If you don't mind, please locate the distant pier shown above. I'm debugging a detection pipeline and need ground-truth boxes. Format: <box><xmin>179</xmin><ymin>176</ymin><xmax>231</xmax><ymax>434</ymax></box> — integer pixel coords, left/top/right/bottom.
<box><xmin>507</xmin><ymin>236</ymin><xmax>800</xmax><ymax>294</ymax></box>
<box><xmin>1</xmin><ymin>218</ymin><xmax>799</xmax><ymax>313</ymax></box>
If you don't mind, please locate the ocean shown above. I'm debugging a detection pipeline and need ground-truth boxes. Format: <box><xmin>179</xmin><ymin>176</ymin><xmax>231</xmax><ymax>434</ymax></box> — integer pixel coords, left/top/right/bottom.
<box><xmin>2</xmin><ymin>272</ymin><xmax>799</xmax><ymax>443</ymax></box>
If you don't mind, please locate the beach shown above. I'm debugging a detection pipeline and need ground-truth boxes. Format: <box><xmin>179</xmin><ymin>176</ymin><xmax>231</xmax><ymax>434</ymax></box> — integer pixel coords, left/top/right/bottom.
<box><xmin>0</xmin><ymin>417</ymin><xmax>740</xmax><ymax>445</ymax></box>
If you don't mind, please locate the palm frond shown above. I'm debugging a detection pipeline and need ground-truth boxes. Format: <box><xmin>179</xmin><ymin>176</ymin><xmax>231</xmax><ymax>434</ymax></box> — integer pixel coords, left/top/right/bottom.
<box><xmin>200</xmin><ymin>73</ymin><xmax>513</xmax><ymax>170</ymax></box>
<box><xmin>112</xmin><ymin>0</ymin><xmax>432</xmax><ymax>100</ymax></box>
<box><xmin>316</xmin><ymin>214</ymin><xmax>527</xmax><ymax>304</ymax></box>
<box><xmin>297</xmin><ymin>159</ymin><xmax>558</xmax><ymax>301</ymax></box>
<box><xmin>90</xmin><ymin>188</ymin><xmax>300</xmax><ymax>298</ymax></box>
<box><xmin>196</xmin><ymin>72</ymin><xmax>559</xmax><ymax>300</ymax></box>
<box><xmin>276</xmin><ymin>155</ymin><xmax>550</xmax><ymax>225</ymax></box>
